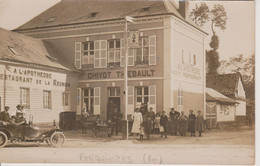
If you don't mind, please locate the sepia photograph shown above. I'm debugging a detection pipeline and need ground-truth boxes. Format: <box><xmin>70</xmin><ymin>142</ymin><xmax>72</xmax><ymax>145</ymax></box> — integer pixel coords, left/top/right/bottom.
<box><xmin>0</xmin><ymin>0</ymin><xmax>255</xmax><ymax>165</ymax></box>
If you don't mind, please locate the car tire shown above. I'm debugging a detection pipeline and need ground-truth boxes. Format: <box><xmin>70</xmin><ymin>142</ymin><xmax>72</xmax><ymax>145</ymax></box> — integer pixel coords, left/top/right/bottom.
<box><xmin>50</xmin><ymin>132</ymin><xmax>66</xmax><ymax>148</ymax></box>
<box><xmin>0</xmin><ymin>131</ymin><xmax>8</xmax><ymax>148</ymax></box>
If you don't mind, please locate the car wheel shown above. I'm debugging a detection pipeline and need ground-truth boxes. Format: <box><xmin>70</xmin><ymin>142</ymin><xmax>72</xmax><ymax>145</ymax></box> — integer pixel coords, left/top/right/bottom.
<box><xmin>50</xmin><ymin>132</ymin><xmax>66</xmax><ymax>148</ymax></box>
<box><xmin>0</xmin><ymin>131</ymin><xmax>8</xmax><ymax>148</ymax></box>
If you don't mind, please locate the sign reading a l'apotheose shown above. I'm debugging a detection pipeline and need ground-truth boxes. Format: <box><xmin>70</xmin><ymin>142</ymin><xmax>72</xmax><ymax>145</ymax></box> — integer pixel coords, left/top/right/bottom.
<box><xmin>0</xmin><ymin>66</ymin><xmax>70</xmax><ymax>87</ymax></box>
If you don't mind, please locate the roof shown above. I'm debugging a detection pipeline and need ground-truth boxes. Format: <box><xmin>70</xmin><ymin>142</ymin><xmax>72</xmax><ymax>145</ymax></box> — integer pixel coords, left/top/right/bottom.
<box><xmin>0</xmin><ymin>27</ymin><xmax>75</xmax><ymax>71</ymax></box>
<box><xmin>206</xmin><ymin>88</ymin><xmax>237</xmax><ymax>104</ymax></box>
<box><xmin>206</xmin><ymin>72</ymin><xmax>245</xmax><ymax>97</ymax></box>
<box><xmin>15</xmin><ymin>0</ymin><xmax>205</xmax><ymax>34</ymax></box>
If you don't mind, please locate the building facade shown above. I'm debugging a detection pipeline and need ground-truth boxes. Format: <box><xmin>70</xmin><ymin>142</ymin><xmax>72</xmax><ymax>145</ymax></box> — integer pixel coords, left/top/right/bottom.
<box><xmin>14</xmin><ymin>0</ymin><xmax>207</xmax><ymax>122</ymax></box>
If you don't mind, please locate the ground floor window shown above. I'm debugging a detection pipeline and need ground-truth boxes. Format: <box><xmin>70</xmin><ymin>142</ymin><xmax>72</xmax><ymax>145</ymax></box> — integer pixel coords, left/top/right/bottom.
<box><xmin>20</xmin><ymin>87</ymin><xmax>30</xmax><ymax>108</ymax></box>
<box><xmin>108</xmin><ymin>87</ymin><xmax>120</xmax><ymax>97</ymax></box>
<box><xmin>83</xmin><ymin>88</ymin><xmax>94</xmax><ymax>115</ymax></box>
<box><xmin>136</xmin><ymin>86</ymin><xmax>149</xmax><ymax>105</ymax></box>
<box><xmin>62</xmin><ymin>92</ymin><xmax>69</xmax><ymax>107</ymax></box>
<box><xmin>177</xmin><ymin>87</ymin><xmax>183</xmax><ymax>112</ymax></box>
<box><xmin>43</xmin><ymin>90</ymin><xmax>52</xmax><ymax>109</ymax></box>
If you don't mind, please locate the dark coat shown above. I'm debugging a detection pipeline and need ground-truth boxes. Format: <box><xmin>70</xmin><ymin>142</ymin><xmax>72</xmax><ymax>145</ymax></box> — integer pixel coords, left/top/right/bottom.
<box><xmin>160</xmin><ymin>115</ymin><xmax>168</xmax><ymax>131</ymax></box>
<box><xmin>0</xmin><ymin>111</ymin><xmax>11</xmax><ymax>122</ymax></box>
<box><xmin>188</xmin><ymin>114</ymin><xmax>196</xmax><ymax>132</ymax></box>
<box><xmin>144</xmin><ymin>119</ymin><xmax>152</xmax><ymax>134</ymax></box>
<box><xmin>146</xmin><ymin>111</ymin><xmax>155</xmax><ymax>121</ymax></box>
<box><xmin>179</xmin><ymin>115</ymin><xmax>188</xmax><ymax>134</ymax></box>
<box><xmin>196</xmin><ymin>114</ymin><xmax>205</xmax><ymax>132</ymax></box>
<box><xmin>110</xmin><ymin>111</ymin><xmax>123</xmax><ymax>123</ymax></box>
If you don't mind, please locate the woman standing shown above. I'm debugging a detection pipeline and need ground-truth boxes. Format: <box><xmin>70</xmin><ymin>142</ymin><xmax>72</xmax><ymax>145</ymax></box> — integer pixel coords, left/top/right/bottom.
<box><xmin>188</xmin><ymin>110</ymin><xmax>196</xmax><ymax>137</ymax></box>
<box><xmin>154</xmin><ymin>113</ymin><xmax>161</xmax><ymax>134</ymax></box>
<box><xmin>196</xmin><ymin>110</ymin><xmax>205</xmax><ymax>137</ymax></box>
<box><xmin>160</xmin><ymin>111</ymin><xmax>168</xmax><ymax>138</ymax></box>
<box><xmin>179</xmin><ymin>111</ymin><xmax>188</xmax><ymax>136</ymax></box>
<box><xmin>131</xmin><ymin>108</ymin><xmax>143</xmax><ymax>136</ymax></box>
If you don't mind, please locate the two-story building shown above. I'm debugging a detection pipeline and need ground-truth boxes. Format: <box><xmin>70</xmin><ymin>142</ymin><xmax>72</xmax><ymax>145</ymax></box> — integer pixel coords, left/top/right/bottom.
<box><xmin>14</xmin><ymin>0</ymin><xmax>207</xmax><ymax>121</ymax></box>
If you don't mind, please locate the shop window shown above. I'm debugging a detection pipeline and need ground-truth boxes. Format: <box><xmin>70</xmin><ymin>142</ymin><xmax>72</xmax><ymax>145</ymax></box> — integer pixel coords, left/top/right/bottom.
<box><xmin>43</xmin><ymin>90</ymin><xmax>52</xmax><ymax>109</ymax></box>
<box><xmin>83</xmin><ymin>88</ymin><xmax>94</xmax><ymax>115</ymax></box>
<box><xmin>82</xmin><ymin>41</ymin><xmax>94</xmax><ymax>65</ymax></box>
<box><xmin>62</xmin><ymin>93</ymin><xmax>69</xmax><ymax>107</ymax></box>
<box><xmin>20</xmin><ymin>88</ymin><xmax>30</xmax><ymax>109</ymax></box>
<box><xmin>177</xmin><ymin>87</ymin><xmax>183</xmax><ymax>111</ymax></box>
<box><xmin>107</xmin><ymin>39</ymin><xmax>120</xmax><ymax>67</ymax></box>
<box><xmin>108</xmin><ymin>87</ymin><xmax>120</xmax><ymax>97</ymax></box>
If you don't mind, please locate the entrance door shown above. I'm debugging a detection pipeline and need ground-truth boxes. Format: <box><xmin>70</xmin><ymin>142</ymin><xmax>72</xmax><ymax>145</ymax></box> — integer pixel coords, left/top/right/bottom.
<box><xmin>107</xmin><ymin>87</ymin><xmax>120</xmax><ymax>120</ymax></box>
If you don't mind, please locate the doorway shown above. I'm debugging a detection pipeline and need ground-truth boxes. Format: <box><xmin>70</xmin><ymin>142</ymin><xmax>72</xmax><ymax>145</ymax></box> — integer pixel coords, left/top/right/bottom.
<box><xmin>107</xmin><ymin>87</ymin><xmax>120</xmax><ymax>120</ymax></box>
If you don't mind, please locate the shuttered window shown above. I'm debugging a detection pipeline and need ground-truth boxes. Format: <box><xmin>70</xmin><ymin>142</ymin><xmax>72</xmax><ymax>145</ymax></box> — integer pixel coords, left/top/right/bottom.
<box><xmin>77</xmin><ymin>88</ymin><xmax>82</xmax><ymax>115</ymax></box>
<box><xmin>75</xmin><ymin>42</ymin><xmax>82</xmax><ymax>69</ymax></box>
<box><xmin>128</xmin><ymin>86</ymin><xmax>134</xmax><ymax>114</ymax></box>
<box><xmin>120</xmin><ymin>38</ymin><xmax>134</xmax><ymax>67</ymax></box>
<box><xmin>43</xmin><ymin>90</ymin><xmax>51</xmax><ymax>109</ymax></box>
<box><xmin>94</xmin><ymin>87</ymin><xmax>101</xmax><ymax>115</ymax></box>
<box><xmin>149</xmin><ymin>35</ymin><xmax>156</xmax><ymax>65</ymax></box>
<box><xmin>94</xmin><ymin>40</ymin><xmax>107</xmax><ymax>68</ymax></box>
<box><xmin>149</xmin><ymin>85</ymin><xmax>156</xmax><ymax>111</ymax></box>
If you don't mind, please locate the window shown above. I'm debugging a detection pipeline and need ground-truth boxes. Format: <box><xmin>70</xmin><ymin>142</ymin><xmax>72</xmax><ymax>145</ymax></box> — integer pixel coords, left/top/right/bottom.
<box><xmin>134</xmin><ymin>37</ymin><xmax>149</xmax><ymax>65</ymax></box>
<box><xmin>63</xmin><ymin>93</ymin><xmax>69</xmax><ymax>107</ymax></box>
<box><xmin>43</xmin><ymin>90</ymin><xmax>52</xmax><ymax>109</ymax></box>
<box><xmin>177</xmin><ymin>87</ymin><xmax>183</xmax><ymax>111</ymax></box>
<box><xmin>108</xmin><ymin>87</ymin><xmax>120</xmax><ymax>97</ymax></box>
<box><xmin>193</xmin><ymin>54</ymin><xmax>196</xmax><ymax>66</ymax></box>
<box><xmin>20</xmin><ymin>88</ymin><xmax>30</xmax><ymax>108</ymax></box>
<box><xmin>82</xmin><ymin>41</ymin><xmax>94</xmax><ymax>65</ymax></box>
<box><xmin>108</xmin><ymin>40</ymin><xmax>120</xmax><ymax>66</ymax></box>
<box><xmin>136</xmin><ymin>86</ymin><xmax>149</xmax><ymax>105</ymax></box>
<box><xmin>83</xmin><ymin>88</ymin><xmax>94</xmax><ymax>115</ymax></box>
<box><xmin>8</xmin><ymin>46</ymin><xmax>19</xmax><ymax>56</ymax></box>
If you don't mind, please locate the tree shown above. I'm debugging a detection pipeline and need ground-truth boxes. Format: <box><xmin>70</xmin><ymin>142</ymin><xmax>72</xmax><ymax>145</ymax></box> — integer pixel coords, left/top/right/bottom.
<box><xmin>190</xmin><ymin>3</ymin><xmax>227</xmax><ymax>74</ymax></box>
<box><xmin>218</xmin><ymin>54</ymin><xmax>255</xmax><ymax>108</ymax></box>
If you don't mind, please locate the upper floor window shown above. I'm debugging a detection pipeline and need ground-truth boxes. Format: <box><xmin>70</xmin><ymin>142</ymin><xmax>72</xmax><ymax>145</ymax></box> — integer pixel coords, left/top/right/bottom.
<box><xmin>82</xmin><ymin>41</ymin><xmax>94</xmax><ymax>65</ymax></box>
<box><xmin>134</xmin><ymin>36</ymin><xmax>149</xmax><ymax>65</ymax></box>
<box><xmin>108</xmin><ymin>39</ymin><xmax>120</xmax><ymax>67</ymax></box>
<box><xmin>74</xmin><ymin>35</ymin><xmax>156</xmax><ymax>69</ymax></box>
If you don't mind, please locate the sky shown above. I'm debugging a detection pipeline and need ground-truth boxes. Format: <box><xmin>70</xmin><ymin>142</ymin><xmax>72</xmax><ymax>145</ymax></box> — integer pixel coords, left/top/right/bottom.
<box><xmin>0</xmin><ymin>0</ymin><xmax>255</xmax><ymax>61</ymax></box>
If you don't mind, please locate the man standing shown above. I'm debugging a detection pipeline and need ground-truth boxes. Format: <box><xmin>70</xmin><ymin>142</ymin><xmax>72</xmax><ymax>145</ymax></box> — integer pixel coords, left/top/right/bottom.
<box><xmin>110</xmin><ymin>108</ymin><xmax>123</xmax><ymax>136</ymax></box>
<box><xmin>169</xmin><ymin>108</ymin><xmax>179</xmax><ymax>136</ymax></box>
<box><xmin>146</xmin><ymin>107</ymin><xmax>155</xmax><ymax>134</ymax></box>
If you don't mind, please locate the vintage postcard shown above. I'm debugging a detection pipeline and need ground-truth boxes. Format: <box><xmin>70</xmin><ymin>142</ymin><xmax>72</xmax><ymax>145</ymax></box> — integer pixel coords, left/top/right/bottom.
<box><xmin>0</xmin><ymin>0</ymin><xmax>255</xmax><ymax>165</ymax></box>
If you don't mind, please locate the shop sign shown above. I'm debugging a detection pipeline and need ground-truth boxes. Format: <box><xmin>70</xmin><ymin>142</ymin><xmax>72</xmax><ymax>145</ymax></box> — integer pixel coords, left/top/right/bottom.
<box><xmin>174</xmin><ymin>63</ymin><xmax>202</xmax><ymax>81</ymax></box>
<box><xmin>0</xmin><ymin>66</ymin><xmax>70</xmax><ymax>87</ymax></box>
<box><xmin>87</xmin><ymin>69</ymin><xmax>155</xmax><ymax>80</ymax></box>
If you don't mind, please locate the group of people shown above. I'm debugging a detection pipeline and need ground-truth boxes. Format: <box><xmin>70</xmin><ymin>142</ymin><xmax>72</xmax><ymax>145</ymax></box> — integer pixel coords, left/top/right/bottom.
<box><xmin>0</xmin><ymin>105</ymin><xmax>27</xmax><ymax>125</ymax></box>
<box><xmin>131</xmin><ymin>107</ymin><xmax>205</xmax><ymax>140</ymax></box>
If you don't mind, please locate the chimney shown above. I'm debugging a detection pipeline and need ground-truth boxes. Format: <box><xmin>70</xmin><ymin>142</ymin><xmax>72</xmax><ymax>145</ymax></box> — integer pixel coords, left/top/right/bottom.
<box><xmin>178</xmin><ymin>0</ymin><xmax>189</xmax><ymax>20</ymax></box>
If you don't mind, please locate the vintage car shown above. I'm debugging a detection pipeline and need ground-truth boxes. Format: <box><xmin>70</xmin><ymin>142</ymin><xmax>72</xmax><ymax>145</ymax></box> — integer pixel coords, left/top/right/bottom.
<box><xmin>0</xmin><ymin>120</ymin><xmax>66</xmax><ymax>148</ymax></box>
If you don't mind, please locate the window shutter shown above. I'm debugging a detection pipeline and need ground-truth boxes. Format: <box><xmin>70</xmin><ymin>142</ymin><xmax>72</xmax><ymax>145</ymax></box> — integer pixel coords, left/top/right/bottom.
<box><xmin>94</xmin><ymin>87</ymin><xmax>101</xmax><ymax>115</ymax></box>
<box><xmin>76</xmin><ymin>88</ymin><xmax>82</xmax><ymax>115</ymax></box>
<box><xmin>128</xmin><ymin>86</ymin><xmax>134</xmax><ymax>115</ymax></box>
<box><xmin>75</xmin><ymin>42</ymin><xmax>82</xmax><ymax>69</ymax></box>
<box><xmin>149</xmin><ymin>35</ymin><xmax>156</xmax><ymax>65</ymax></box>
<box><xmin>94</xmin><ymin>41</ymin><xmax>100</xmax><ymax>68</ymax></box>
<box><xmin>100</xmin><ymin>40</ymin><xmax>107</xmax><ymax>68</ymax></box>
<box><xmin>120</xmin><ymin>38</ymin><xmax>125</xmax><ymax>67</ymax></box>
<box><xmin>149</xmin><ymin>85</ymin><xmax>156</xmax><ymax>112</ymax></box>
<box><xmin>128</xmin><ymin>48</ymin><xmax>134</xmax><ymax>66</ymax></box>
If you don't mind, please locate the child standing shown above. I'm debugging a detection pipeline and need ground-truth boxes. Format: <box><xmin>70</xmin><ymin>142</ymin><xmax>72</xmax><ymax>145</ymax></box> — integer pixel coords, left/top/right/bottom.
<box><xmin>160</xmin><ymin>111</ymin><xmax>168</xmax><ymax>138</ymax></box>
<box><xmin>139</xmin><ymin>123</ymin><xmax>145</xmax><ymax>140</ymax></box>
<box><xmin>154</xmin><ymin>113</ymin><xmax>161</xmax><ymax>134</ymax></box>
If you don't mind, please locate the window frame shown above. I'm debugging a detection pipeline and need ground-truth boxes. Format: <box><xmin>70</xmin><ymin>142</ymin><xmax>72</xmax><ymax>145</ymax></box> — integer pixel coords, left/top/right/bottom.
<box><xmin>83</xmin><ymin>88</ymin><xmax>94</xmax><ymax>115</ymax></box>
<box><xmin>107</xmin><ymin>39</ymin><xmax>120</xmax><ymax>67</ymax></box>
<box><xmin>82</xmin><ymin>41</ymin><xmax>94</xmax><ymax>66</ymax></box>
<box><xmin>43</xmin><ymin>90</ymin><xmax>52</xmax><ymax>109</ymax></box>
<box><xmin>20</xmin><ymin>87</ymin><xmax>30</xmax><ymax>109</ymax></box>
<box><xmin>134</xmin><ymin>36</ymin><xmax>149</xmax><ymax>65</ymax></box>
<box><xmin>136</xmin><ymin>86</ymin><xmax>149</xmax><ymax>105</ymax></box>
<box><xmin>177</xmin><ymin>87</ymin><xmax>184</xmax><ymax>111</ymax></box>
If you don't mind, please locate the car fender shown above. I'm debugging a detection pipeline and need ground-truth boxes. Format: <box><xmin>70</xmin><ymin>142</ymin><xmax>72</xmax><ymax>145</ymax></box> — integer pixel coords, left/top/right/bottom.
<box><xmin>0</xmin><ymin>129</ymin><xmax>12</xmax><ymax>139</ymax></box>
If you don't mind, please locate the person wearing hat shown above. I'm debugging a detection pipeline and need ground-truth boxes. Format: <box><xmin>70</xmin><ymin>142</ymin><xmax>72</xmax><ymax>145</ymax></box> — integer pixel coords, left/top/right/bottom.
<box><xmin>188</xmin><ymin>110</ymin><xmax>196</xmax><ymax>136</ymax></box>
<box><xmin>15</xmin><ymin>105</ymin><xmax>26</xmax><ymax>123</ymax></box>
<box><xmin>160</xmin><ymin>111</ymin><xmax>168</xmax><ymax>138</ymax></box>
<box><xmin>169</xmin><ymin>108</ymin><xmax>179</xmax><ymax>136</ymax></box>
<box><xmin>146</xmin><ymin>107</ymin><xmax>155</xmax><ymax>134</ymax></box>
<box><xmin>0</xmin><ymin>106</ymin><xmax>24</xmax><ymax>126</ymax></box>
<box><xmin>178</xmin><ymin>111</ymin><xmax>188</xmax><ymax>136</ymax></box>
<box><xmin>196</xmin><ymin>110</ymin><xmax>205</xmax><ymax>137</ymax></box>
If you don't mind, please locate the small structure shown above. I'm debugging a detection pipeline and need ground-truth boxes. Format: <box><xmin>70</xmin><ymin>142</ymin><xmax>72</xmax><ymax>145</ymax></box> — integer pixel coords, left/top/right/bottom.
<box><xmin>207</xmin><ymin>72</ymin><xmax>247</xmax><ymax>125</ymax></box>
<box><xmin>206</xmin><ymin>88</ymin><xmax>238</xmax><ymax>128</ymax></box>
